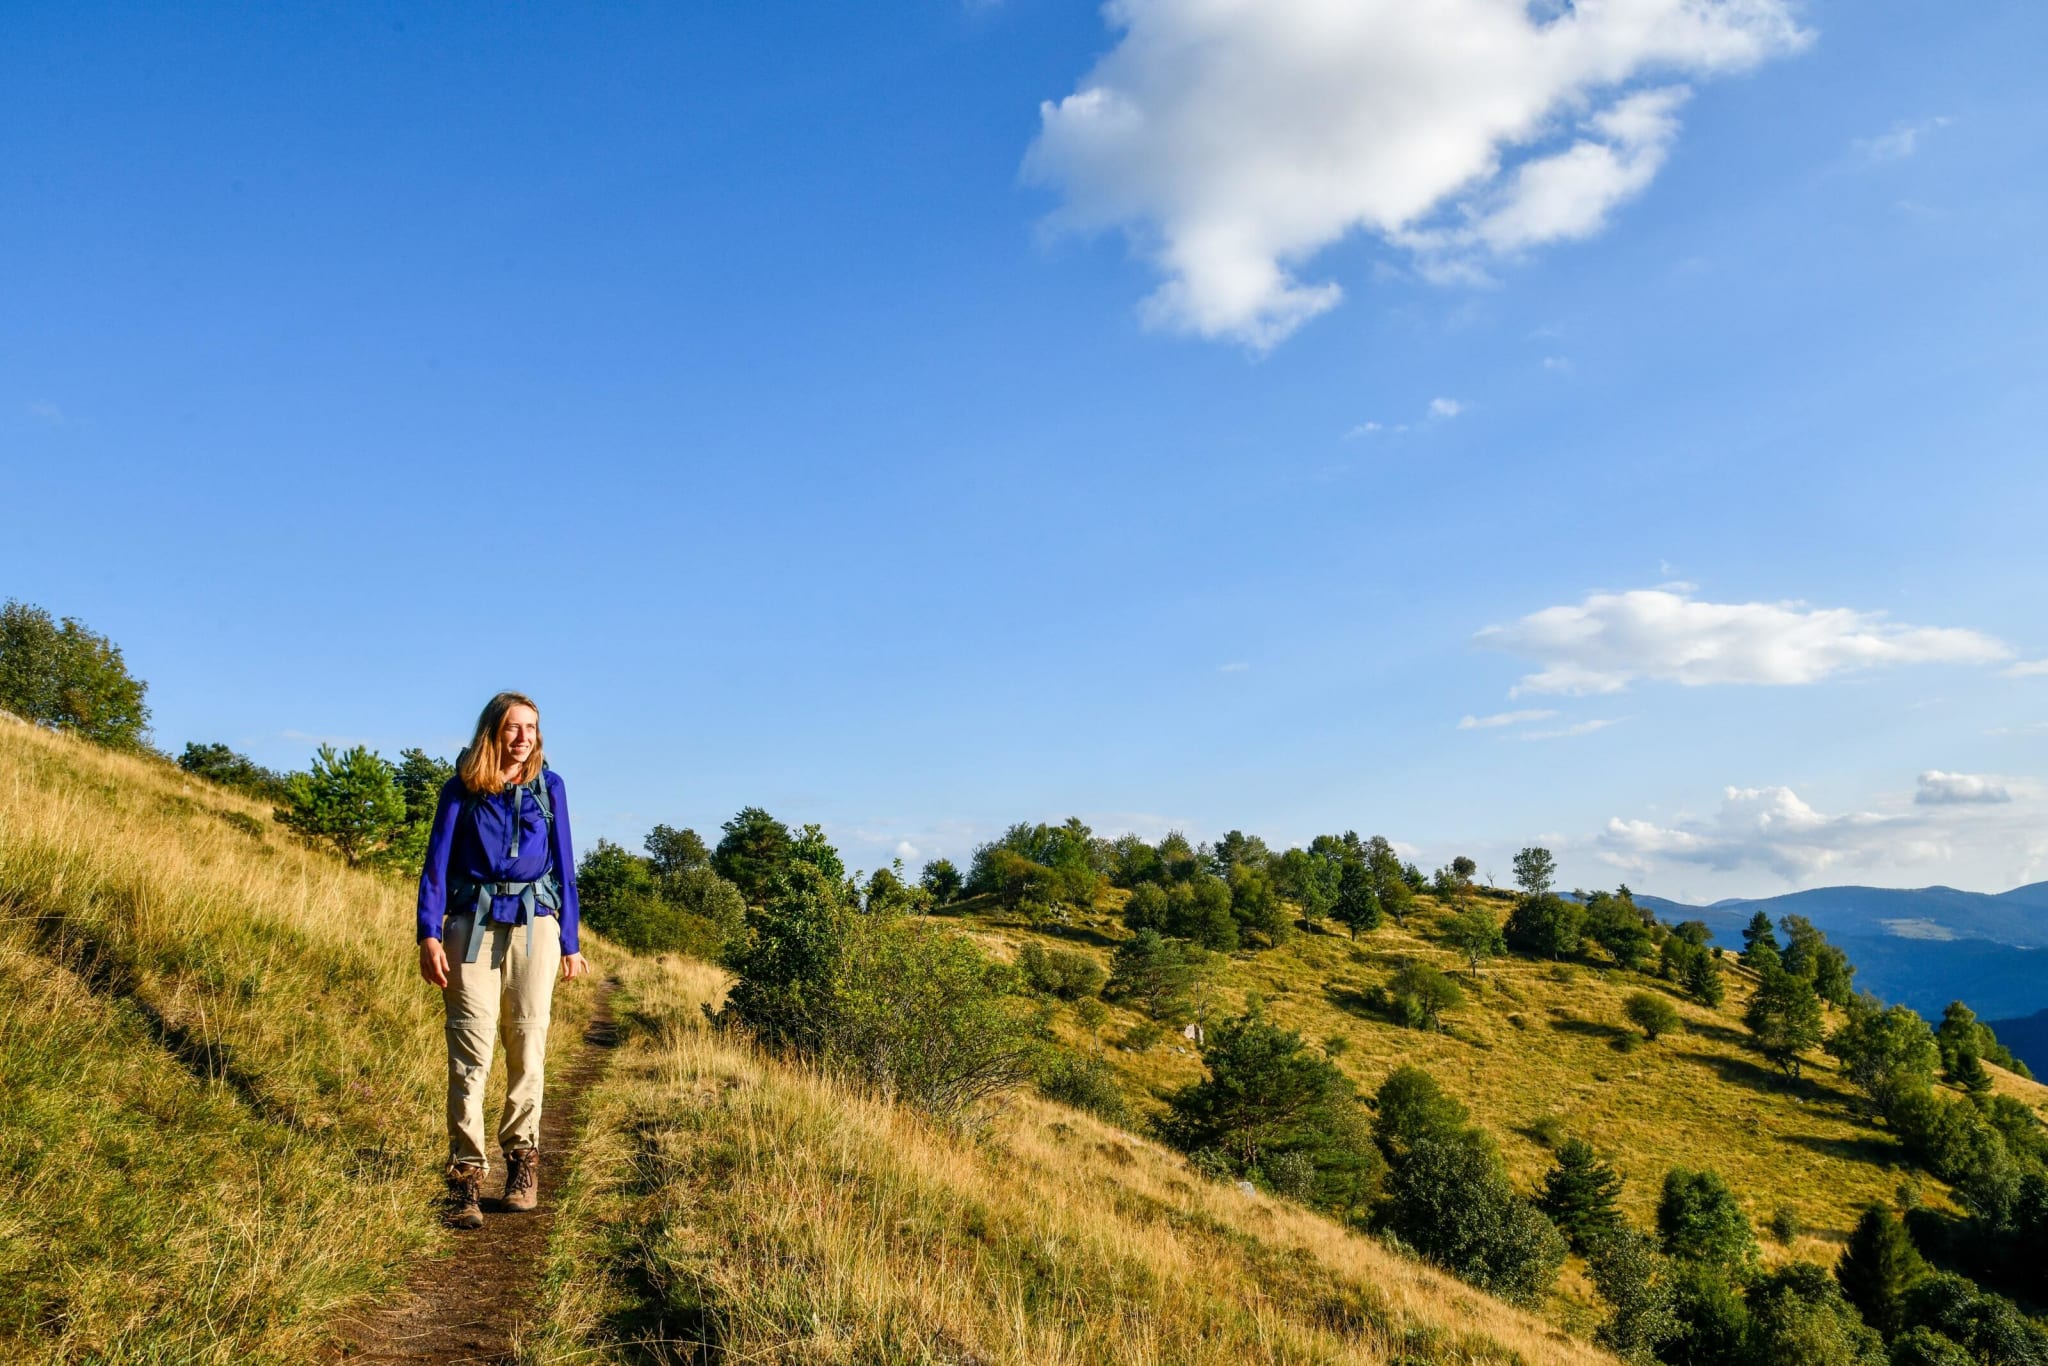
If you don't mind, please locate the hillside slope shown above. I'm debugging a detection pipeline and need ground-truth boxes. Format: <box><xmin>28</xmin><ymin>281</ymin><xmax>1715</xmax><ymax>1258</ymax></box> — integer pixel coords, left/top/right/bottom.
<box><xmin>525</xmin><ymin>951</ymin><xmax>1616</xmax><ymax>1366</ymax></box>
<box><xmin>1</xmin><ymin>721</ymin><xmax>1624</xmax><ymax>1364</ymax></box>
<box><xmin>0</xmin><ymin>719</ymin><xmax>600</xmax><ymax>1362</ymax></box>
<box><xmin>942</xmin><ymin>891</ymin><xmax>2048</xmax><ymax>1324</ymax></box>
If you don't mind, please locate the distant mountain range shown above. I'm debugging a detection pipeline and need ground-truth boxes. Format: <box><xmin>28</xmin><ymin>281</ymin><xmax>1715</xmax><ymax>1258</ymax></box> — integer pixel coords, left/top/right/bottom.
<box><xmin>1636</xmin><ymin>882</ymin><xmax>2048</xmax><ymax>1074</ymax></box>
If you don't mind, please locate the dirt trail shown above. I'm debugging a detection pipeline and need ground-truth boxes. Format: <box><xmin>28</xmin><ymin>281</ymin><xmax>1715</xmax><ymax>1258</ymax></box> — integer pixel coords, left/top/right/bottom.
<box><xmin>334</xmin><ymin>981</ymin><xmax>619</xmax><ymax>1364</ymax></box>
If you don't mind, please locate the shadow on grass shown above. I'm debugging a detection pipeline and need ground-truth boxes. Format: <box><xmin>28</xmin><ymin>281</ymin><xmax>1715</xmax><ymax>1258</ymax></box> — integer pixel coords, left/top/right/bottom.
<box><xmin>1676</xmin><ymin>1049</ymin><xmax>1831</xmax><ymax>1102</ymax></box>
<box><xmin>1783</xmin><ymin>1131</ymin><xmax>1905</xmax><ymax>1167</ymax></box>
<box><xmin>1549</xmin><ymin>1016</ymin><xmax>1639</xmax><ymax>1052</ymax></box>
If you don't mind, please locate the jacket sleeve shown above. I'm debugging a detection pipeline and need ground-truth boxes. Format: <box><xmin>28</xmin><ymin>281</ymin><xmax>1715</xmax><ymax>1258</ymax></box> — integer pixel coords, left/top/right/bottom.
<box><xmin>415</xmin><ymin>780</ymin><xmax>464</xmax><ymax>943</ymax></box>
<box><xmin>548</xmin><ymin>770</ymin><xmax>581</xmax><ymax>955</ymax></box>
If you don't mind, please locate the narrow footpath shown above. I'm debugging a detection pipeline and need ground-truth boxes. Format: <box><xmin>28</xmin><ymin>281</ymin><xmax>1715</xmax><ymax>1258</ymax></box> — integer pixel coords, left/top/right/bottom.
<box><xmin>334</xmin><ymin>980</ymin><xmax>619</xmax><ymax>1364</ymax></box>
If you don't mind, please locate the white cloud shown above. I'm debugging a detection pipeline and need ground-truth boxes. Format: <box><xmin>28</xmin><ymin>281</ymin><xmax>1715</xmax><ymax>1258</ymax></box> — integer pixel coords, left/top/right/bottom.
<box><xmin>1344</xmin><ymin>421</ymin><xmax>1383</xmax><ymax>438</ymax></box>
<box><xmin>1429</xmin><ymin>397</ymin><xmax>1465</xmax><ymax>419</ymax></box>
<box><xmin>1522</xmin><ymin>717</ymin><xmax>1623</xmax><ymax>740</ymax></box>
<box><xmin>1542</xmin><ymin>355</ymin><xmax>1572</xmax><ymax>372</ymax></box>
<box><xmin>1916</xmin><ymin>771</ymin><xmax>2013</xmax><ymax>806</ymax></box>
<box><xmin>1476</xmin><ymin>587</ymin><xmax>2012</xmax><ymax>697</ymax></box>
<box><xmin>1459</xmin><ymin>708</ymin><xmax>1558</xmax><ymax>730</ymax></box>
<box><xmin>1024</xmin><ymin>0</ymin><xmax>1807</xmax><ymax>346</ymax></box>
<box><xmin>1218</xmin><ymin>660</ymin><xmax>1250</xmax><ymax>672</ymax></box>
<box><xmin>2004</xmin><ymin>660</ymin><xmax>2048</xmax><ymax>679</ymax></box>
<box><xmin>27</xmin><ymin>401</ymin><xmax>64</xmax><ymax>426</ymax></box>
<box><xmin>894</xmin><ymin>840</ymin><xmax>921</xmax><ymax>863</ymax></box>
<box><xmin>1598</xmin><ymin>775</ymin><xmax>2048</xmax><ymax>892</ymax></box>
<box><xmin>1600</xmin><ymin>784</ymin><xmax>1905</xmax><ymax>880</ymax></box>
<box><xmin>1852</xmin><ymin>116</ymin><xmax>1951</xmax><ymax>165</ymax></box>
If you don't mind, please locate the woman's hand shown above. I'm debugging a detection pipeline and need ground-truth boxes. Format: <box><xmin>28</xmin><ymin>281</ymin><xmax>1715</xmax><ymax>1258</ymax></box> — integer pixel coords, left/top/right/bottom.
<box><xmin>419</xmin><ymin>938</ymin><xmax>450</xmax><ymax>988</ymax></box>
<box><xmin>561</xmin><ymin>951</ymin><xmax>588</xmax><ymax>982</ymax></box>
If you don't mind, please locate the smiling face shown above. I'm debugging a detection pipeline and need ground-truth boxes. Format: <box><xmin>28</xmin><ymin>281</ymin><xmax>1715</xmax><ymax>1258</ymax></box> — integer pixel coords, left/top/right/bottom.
<box><xmin>498</xmin><ymin>704</ymin><xmax>539</xmax><ymax>771</ymax></box>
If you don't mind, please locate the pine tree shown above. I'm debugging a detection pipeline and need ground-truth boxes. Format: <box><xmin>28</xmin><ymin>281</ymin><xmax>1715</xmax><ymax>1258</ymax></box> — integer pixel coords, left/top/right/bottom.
<box><xmin>1683</xmin><ymin>949</ymin><xmax>1726</xmax><ymax>1006</ymax></box>
<box><xmin>1741</xmin><ymin>910</ymin><xmax>1781</xmax><ymax>969</ymax></box>
<box><xmin>1835</xmin><ymin>1204</ymin><xmax>1927</xmax><ymax>1338</ymax></box>
<box><xmin>1746</xmin><ymin>969</ymin><xmax>1826</xmax><ymax>1079</ymax></box>
<box><xmin>1539</xmin><ymin>1138</ymin><xmax>1624</xmax><ymax>1252</ymax></box>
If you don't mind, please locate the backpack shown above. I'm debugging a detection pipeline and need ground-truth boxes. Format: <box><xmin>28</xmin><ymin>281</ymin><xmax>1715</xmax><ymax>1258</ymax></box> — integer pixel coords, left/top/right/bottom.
<box><xmin>448</xmin><ymin>755</ymin><xmax>561</xmax><ymax>962</ymax></box>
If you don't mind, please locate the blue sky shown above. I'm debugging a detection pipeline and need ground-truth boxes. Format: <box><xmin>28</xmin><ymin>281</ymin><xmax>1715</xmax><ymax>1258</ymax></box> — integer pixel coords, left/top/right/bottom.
<box><xmin>4</xmin><ymin>0</ymin><xmax>2044</xmax><ymax>901</ymax></box>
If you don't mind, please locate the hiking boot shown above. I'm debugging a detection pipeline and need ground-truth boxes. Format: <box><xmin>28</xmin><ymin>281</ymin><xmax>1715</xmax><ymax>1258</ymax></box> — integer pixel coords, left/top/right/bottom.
<box><xmin>503</xmin><ymin>1147</ymin><xmax>539</xmax><ymax>1213</ymax></box>
<box><xmin>444</xmin><ymin>1162</ymin><xmax>485</xmax><ymax>1230</ymax></box>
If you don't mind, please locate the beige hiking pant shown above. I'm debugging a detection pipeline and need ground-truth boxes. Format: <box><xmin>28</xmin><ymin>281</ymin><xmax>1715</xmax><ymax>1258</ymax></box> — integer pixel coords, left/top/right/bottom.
<box><xmin>441</xmin><ymin>911</ymin><xmax>561</xmax><ymax>1168</ymax></box>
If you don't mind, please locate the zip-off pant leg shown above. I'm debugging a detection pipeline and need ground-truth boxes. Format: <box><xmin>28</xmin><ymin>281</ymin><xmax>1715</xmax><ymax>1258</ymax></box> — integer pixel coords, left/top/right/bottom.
<box><xmin>442</xmin><ymin>912</ymin><xmax>561</xmax><ymax>1168</ymax></box>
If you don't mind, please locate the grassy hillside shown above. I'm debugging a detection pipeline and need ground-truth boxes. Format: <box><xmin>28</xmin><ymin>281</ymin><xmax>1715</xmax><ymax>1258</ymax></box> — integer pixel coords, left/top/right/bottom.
<box><xmin>945</xmin><ymin>892</ymin><xmax>2048</xmax><ymax>1325</ymax></box>
<box><xmin>525</xmin><ymin>949</ymin><xmax>1616</xmax><ymax>1366</ymax></box>
<box><xmin>0</xmin><ymin>718</ymin><xmax>599</xmax><ymax>1361</ymax></box>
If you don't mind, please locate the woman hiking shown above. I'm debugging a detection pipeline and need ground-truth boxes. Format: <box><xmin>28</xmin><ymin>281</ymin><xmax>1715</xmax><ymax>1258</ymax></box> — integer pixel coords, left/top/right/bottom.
<box><xmin>416</xmin><ymin>691</ymin><xmax>587</xmax><ymax>1229</ymax></box>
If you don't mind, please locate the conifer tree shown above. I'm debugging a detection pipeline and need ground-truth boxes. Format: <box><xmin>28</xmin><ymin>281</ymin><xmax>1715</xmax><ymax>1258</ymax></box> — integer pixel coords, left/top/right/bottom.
<box><xmin>1835</xmin><ymin>1204</ymin><xmax>1927</xmax><ymax>1338</ymax></box>
<box><xmin>1539</xmin><ymin>1138</ymin><xmax>1624</xmax><ymax>1252</ymax></box>
<box><xmin>1741</xmin><ymin>910</ymin><xmax>1781</xmax><ymax>969</ymax></box>
<box><xmin>1683</xmin><ymin>949</ymin><xmax>1725</xmax><ymax>1006</ymax></box>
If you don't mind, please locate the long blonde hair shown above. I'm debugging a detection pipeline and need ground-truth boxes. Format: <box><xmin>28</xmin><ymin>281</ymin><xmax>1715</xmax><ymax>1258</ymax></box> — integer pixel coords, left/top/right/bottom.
<box><xmin>457</xmin><ymin>691</ymin><xmax>545</xmax><ymax>794</ymax></box>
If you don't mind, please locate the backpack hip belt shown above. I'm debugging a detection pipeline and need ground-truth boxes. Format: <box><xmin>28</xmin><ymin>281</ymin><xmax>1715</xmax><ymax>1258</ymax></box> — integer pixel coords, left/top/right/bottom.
<box><xmin>448</xmin><ymin>876</ymin><xmax>562</xmax><ymax>963</ymax></box>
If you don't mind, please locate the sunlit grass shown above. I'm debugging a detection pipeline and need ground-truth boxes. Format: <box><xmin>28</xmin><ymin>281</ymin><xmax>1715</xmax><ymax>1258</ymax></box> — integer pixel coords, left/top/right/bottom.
<box><xmin>525</xmin><ymin>950</ymin><xmax>1616</xmax><ymax>1366</ymax></box>
<box><xmin>0</xmin><ymin>718</ymin><xmax>598</xmax><ymax>1361</ymax></box>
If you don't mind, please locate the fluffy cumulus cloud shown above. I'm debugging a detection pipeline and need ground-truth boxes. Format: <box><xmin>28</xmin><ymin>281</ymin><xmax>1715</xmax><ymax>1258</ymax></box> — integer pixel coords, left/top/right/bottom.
<box><xmin>1597</xmin><ymin>776</ymin><xmax>2048</xmax><ymax>891</ymax></box>
<box><xmin>1476</xmin><ymin>587</ymin><xmax>2012</xmax><ymax>697</ymax></box>
<box><xmin>1024</xmin><ymin>0</ymin><xmax>1808</xmax><ymax>346</ymax></box>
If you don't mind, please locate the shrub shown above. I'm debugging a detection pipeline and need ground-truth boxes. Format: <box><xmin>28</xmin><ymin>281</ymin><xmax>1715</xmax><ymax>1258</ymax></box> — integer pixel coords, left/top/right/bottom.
<box><xmin>1625</xmin><ymin>991</ymin><xmax>1682</xmax><ymax>1041</ymax></box>
<box><xmin>1588</xmin><ymin>1227</ymin><xmax>1681</xmax><ymax>1362</ymax></box>
<box><xmin>1035</xmin><ymin>1049</ymin><xmax>1131</xmax><ymax>1124</ymax></box>
<box><xmin>1017</xmin><ymin>942</ymin><xmax>1106</xmax><ymax>1000</ymax></box>
<box><xmin>1119</xmin><ymin>1020</ymin><xmax>1165</xmax><ymax>1052</ymax></box>
<box><xmin>1769</xmin><ymin>1204</ymin><xmax>1802</xmax><ymax>1245</ymax></box>
<box><xmin>1657</xmin><ymin>1167</ymin><xmax>1757</xmax><ymax>1273</ymax></box>
<box><xmin>1161</xmin><ymin>1006</ymin><xmax>1385</xmax><ymax>1223</ymax></box>
<box><xmin>1381</xmin><ymin>1133</ymin><xmax>1566</xmax><ymax>1306</ymax></box>
<box><xmin>177</xmin><ymin>742</ymin><xmax>289</xmax><ymax>802</ymax></box>
<box><xmin>1742</xmin><ymin>1262</ymin><xmax>1886</xmax><ymax>1366</ymax></box>
<box><xmin>1387</xmin><ymin>962</ymin><xmax>1462</xmax><ymax>1031</ymax></box>
<box><xmin>1370</xmin><ymin>1065</ymin><xmax>1470</xmax><ymax>1161</ymax></box>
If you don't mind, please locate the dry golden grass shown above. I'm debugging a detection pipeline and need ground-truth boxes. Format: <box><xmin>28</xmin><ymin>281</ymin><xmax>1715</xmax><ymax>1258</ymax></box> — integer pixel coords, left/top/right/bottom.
<box><xmin>0</xmin><ymin>719</ymin><xmax>598</xmax><ymax>1361</ymax></box>
<box><xmin>525</xmin><ymin>951</ymin><xmax>1618</xmax><ymax>1366</ymax></box>
<box><xmin>957</xmin><ymin>895</ymin><xmax>1960</xmax><ymax>1297</ymax></box>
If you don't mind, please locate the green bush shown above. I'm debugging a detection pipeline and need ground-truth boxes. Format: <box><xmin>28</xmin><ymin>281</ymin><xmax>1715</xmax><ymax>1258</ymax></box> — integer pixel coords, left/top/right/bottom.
<box><xmin>1381</xmin><ymin>1132</ymin><xmax>1566</xmax><ymax>1306</ymax></box>
<box><xmin>718</xmin><ymin>862</ymin><xmax>1041</xmax><ymax>1120</ymax></box>
<box><xmin>1018</xmin><ymin>942</ymin><xmax>1106</xmax><ymax>1000</ymax></box>
<box><xmin>1160</xmin><ymin>1006</ymin><xmax>1384</xmax><ymax>1223</ymax></box>
<box><xmin>177</xmin><ymin>742</ymin><xmax>290</xmax><ymax>802</ymax></box>
<box><xmin>1657</xmin><ymin>1167</ymin><xmax>1758</xmax><ymax>1273</ymax></box>
<box><xmin>1036</xmin><ymin>1049</ymin><xmax>1131</xmax><ymax>1124</ymax></box>
<box><xmin>1624</xmin><ymin>990</ymin><xmax>1682</xmax><ymax>1041</ymax></box>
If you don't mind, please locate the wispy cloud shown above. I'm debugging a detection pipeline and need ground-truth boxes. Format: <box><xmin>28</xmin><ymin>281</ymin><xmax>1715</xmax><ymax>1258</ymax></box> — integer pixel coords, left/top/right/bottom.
<box><xmin>1218</xmin><ymin>661</ymin><xmax>1250</xmax><ymax>673</ymax></box>
<box><xmin>1522</xmin><ymin>717</ymin><xmax>1623</xmax><ymax>741</ymax></box>
<box><xmin>1477</xmin><ymin>586</ymin><xmax>2011</xmax><ymax>697</ymax></box>
<box><xmin>27</xmin><ymin>401</ymin><xmax>64</xmax><ymax>426</ymax></box>
<box><xmin>1429</xmin><ymin>397</ymin><xmax>1464</xmax><ymax>419</ymax></box>
<box><xmin>1852</xmin><ymin>116</ymin><xmax>1952</xmax><ymax>165</ymax></box>
<box><xmin>1025</xmin><ymin>0</ymin><xmax>1808</xmax><ymax>347</ymax></box>
<box><xmin>1458</xmin><ymin>709</ymin><xmax>1558</xmax><ymax>730</ymax></box>
<box><xmin>2004</xmin><ymin>660</ymin><xmax>2048</xmax><ymax>679</ymax></box>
